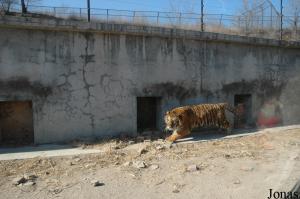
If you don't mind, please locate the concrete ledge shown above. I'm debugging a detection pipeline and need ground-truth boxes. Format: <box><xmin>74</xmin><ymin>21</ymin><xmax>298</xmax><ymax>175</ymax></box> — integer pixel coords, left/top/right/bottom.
<box><xmin>0</xmin><ymin>144</ymin><xmax>102</xmax><ymax>160</ymax></box>
<box><xmin>1</xmin><ymin>15</ymin><xmax>300</xmax><ymax>48</ymax></box>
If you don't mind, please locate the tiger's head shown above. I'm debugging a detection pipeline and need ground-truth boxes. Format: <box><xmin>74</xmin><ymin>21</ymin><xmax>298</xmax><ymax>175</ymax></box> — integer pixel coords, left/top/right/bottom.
<box><xmin>164</xmin><ymin>111</ymin><xmax>183</xmax><ymax>131</ymax></box>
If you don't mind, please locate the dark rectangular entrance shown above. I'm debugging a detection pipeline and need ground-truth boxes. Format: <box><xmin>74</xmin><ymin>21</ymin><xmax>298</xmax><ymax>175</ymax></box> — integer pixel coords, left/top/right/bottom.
<box><xmin>0</xmin><ymin>101</ymin><xmax>34</xmax><ymax>146</ymax></box>
<box><xmin>234</xmin><ymin>94</ymin><xmax>252</xmax><ymax>128</ymax></box>
<box><xmin>137</xmin><ymin>97</ymin><xmax>160</xmax><ymax>133</ymax></box>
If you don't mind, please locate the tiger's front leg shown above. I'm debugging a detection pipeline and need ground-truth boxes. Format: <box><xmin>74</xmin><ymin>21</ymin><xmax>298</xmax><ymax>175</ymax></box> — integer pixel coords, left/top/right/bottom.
<box><xmin>166</xmin><ymin>129</ymin><xmax>190</xmax><ymax>142</ymax></box>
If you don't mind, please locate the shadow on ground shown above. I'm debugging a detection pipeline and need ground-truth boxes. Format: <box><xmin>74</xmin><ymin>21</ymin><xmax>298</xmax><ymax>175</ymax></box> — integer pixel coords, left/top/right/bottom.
<box><xmin>175</xmin><ymin>128</ymin><xmax>259</xmax><ymax>143</ymax></box>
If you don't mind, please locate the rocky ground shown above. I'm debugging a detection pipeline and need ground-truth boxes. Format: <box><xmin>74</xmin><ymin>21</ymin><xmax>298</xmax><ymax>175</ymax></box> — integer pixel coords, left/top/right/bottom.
<box><xmin>1</xmin><ymin>126</ymin><xmax>300</xmax><ymax>199</ymax></box>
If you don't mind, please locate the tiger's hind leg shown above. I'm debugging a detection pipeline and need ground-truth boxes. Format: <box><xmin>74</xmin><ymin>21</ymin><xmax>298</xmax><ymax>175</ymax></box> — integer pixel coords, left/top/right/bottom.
<box><xmin>166</xmin><ymin>129</ymin><xmax>190</xmax><ymax>142</ymax></box>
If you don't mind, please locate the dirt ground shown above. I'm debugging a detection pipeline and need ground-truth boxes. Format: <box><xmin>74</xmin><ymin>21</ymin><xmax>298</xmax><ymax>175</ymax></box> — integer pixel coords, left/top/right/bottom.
<box><xmin>1</xmin><ymin>127</ymin><xmax>300</xmax><ymax>199</ymax></box>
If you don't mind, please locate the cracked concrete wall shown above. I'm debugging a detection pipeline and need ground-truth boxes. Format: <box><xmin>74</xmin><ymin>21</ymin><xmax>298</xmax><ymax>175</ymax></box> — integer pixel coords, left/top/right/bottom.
<box><xmin>0</xmin><ymin>27</ymin><xmax>300</xmax><ymax>143</ymax></box>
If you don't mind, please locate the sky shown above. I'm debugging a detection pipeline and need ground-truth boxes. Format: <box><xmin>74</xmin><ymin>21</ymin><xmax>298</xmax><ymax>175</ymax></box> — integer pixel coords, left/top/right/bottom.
<box><xmin>36</xmin><ymin>0</ymin><xmax>288</xmax><ymax>15</ymax></box>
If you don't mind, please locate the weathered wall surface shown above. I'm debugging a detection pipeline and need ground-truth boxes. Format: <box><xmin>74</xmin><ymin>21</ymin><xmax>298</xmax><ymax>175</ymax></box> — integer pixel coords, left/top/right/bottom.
<box><xmin>0</xmin><ymin>16</ymin><xmax>300</xmax><ymax>143</ymax></box>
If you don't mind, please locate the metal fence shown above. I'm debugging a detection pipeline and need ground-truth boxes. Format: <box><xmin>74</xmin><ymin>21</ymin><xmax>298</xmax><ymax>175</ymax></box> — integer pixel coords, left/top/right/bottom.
<box><xmin>2</xmin><ymin>4</ymin><xmax>300</xmax><ymax>41</ymax></box>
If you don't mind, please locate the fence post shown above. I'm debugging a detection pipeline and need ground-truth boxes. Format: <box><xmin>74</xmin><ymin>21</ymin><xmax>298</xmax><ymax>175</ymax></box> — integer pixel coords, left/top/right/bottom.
<box><xmin>280</xmin><ymin>0</ymin><xmax>283</xmax><ymax>40</ymax></box>
<box><xmin>179</xmin><ymin>12</ymin><xmax>182</xmax><ymax>27</ymax></box>
<box><xmin>133</xmin><ymin>11</ymin><xmax>135</xmax><ymax>23</ymax></box>
<box><xmin>270</xmin><ymin>6</ymin><xmax>273</xmax><ymax>29</ymax></box>
<box><xmin>201</xmin><ymin>0</ymin><xmax>204</xmax><ymax>31</ymax></box>
<box><xmin>106</xmin><ymin>9</ymin><xmax>109</xmax><ymax>23</ymax></box>
<box><xmin>53</xmin><ymin>7</ymin><xmax>56</xmax><ymax>17</ymax></box>
<box><xmin>261</xmin><ymin>6</ymin><xmax>264</xmax><ymax>29</ymax></box>
<box><xmin>157</xmin><ymin>12</ymin><xmax>159</xmax><ymax>25</ymax></box>
<box><xmin>295</xmin><ymin>17</ymin><xmax>298</xmax><ymax>40</ymax></box>
<box><xmin>87</xmin><ymin>0</ymin><xmax>90</xmax><ymax>22</ymax></box>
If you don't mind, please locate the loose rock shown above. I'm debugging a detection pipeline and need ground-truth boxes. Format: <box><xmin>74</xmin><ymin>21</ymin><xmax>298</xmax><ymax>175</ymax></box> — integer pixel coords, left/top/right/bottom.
<box><xmin>172</xmin><ymin>189</ymin><xmax>180</xmax><ymax>193</ymax></box>
<box><xmin>224</xmin><ymin>154</ymin><xmax>231</xmax><ymax>158</ymax></box>
<box><xmin>112</xmin><ymin>145</ymin><xmax>120</xmax><ymax>150</ymax></box>
<box><xmin>84</xmin><ymin>163</ymin><xmax>97</xmax><ymax>168</ymax></box>
<box><xmin>13</xmin><ymin>174</ymin><xmax>38</xmax><ymax>186</ymax></box>
<box><xmin>24</xmin><ymin>174</ymin><xmax>37</xmax><ymax>181</ymax></box>
<box><xmin>123</xmin><ymin>161</ymin><xmax>132</xmax><ymax>167</ymax></box>
<box><xmin>138</xmin><ymin>148</ymin><xmax>148</xmax><ymax>155</ymax></box>
<box><xmin>186</xmin><ymin>164</ymin><xmax>199</xmax><ymax>172</ymax></box>
<box><xmin>240</xmin><ymin>166</ymin><xmax>254</xmax><ymax>171</ymax></box>
<box><xmin>128</xmin><ymin>140</ymin><xmax>135</xmax><ymax>145</ymax></box>
<box><xmin>91</xmin><ymin>180</ymin><xmax>104</xmax><ymax>187</ymax></box>
<box><xmin>149</xmin><ymin>164</ymin><xmax>159</xmax><ymax>170</ymax></box>
<box><xmin>12</xmin><ymin>176</ymin><xmax>27</xmax><ymax>185</ymax></box>
<box><xmin>156</xmin><ymin>145</ymin><xmax>165</xmax><ymax>150</ymax></box>
<box><xmin>133</xmin><ymin>161</ymin><xmax>147</xmax><ymax>168</ymax></box>
<box><xmin>172</xmin><ymin>183</ymin><xmax>182</xmax><ymax>193</ymax></box>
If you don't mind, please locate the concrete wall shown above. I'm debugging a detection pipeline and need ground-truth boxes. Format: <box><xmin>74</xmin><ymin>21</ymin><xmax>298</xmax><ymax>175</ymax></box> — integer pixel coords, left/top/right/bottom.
<box><xmin>1</xmin><ymin>16</ymin><xmax>300</xmax><ymax>143</ymax></box>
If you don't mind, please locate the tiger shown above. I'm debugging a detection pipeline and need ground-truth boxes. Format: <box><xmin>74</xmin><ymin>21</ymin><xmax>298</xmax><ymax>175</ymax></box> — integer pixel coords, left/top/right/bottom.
<box><xmin>164</xmin><ymin>103</ymin><xmax>240</xmax><ymax>142</ymax></box>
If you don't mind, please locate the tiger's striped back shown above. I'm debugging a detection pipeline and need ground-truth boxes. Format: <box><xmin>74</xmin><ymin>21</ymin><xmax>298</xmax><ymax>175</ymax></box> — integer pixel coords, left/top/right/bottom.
<box><xmin>189</xmin><ymin>103</ymin><xmax>230</xmax><ymax>129</ymax></box>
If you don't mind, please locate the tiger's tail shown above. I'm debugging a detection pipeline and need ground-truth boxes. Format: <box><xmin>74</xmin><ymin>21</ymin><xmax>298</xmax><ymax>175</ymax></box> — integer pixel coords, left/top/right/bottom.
<box><xmin>223</xmin><ymin>103</ymin><xmax>241</xmax><ymax>117</ymax></box>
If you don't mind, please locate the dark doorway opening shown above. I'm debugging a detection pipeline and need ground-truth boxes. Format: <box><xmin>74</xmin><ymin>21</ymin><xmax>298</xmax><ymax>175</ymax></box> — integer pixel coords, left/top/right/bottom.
<box><xmin>234</xmin><ymin>94</ymin><xmax>252</xmax><ymax>128</ymax></box>
<box><xmin>0</xmin><ymin>101</ymin><xmax>34</xmax><ymax>146</ymax></box>
<box><xmin>137</xmin><ymin>97</ymin><xmax>160</xmax><ymax>133</ymax></box>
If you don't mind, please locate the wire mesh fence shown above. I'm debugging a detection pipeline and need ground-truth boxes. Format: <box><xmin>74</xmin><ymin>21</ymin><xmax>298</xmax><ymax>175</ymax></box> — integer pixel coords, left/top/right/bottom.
<box><xmin>1</xmin><ymin>3</ymin><xmax>299</xmax><ymax>41</ymax></box>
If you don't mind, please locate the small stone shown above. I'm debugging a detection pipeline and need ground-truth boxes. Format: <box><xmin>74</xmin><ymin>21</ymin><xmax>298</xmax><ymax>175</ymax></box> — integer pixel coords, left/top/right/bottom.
<box><xmin>128</xmin><ymin>141</ymin><xmax>135</xmax><ymax>145</ymax></box>
<box><xmin>24</xmin><ymin>174</ymin><xmax>37</xmax><ymax>181</ymax></box>
<box><xmin>23</xmin><ymin>181</ymin><xmax>36</xmax><ymax>186</ymax></box>
<box><xmin>133</xmin><ymin>161</ymin><xmax>147</xmax><ymax>168</ymax></box>
<box><xmin>156</xmin><ymin>145</ymin><xmax>165</xmax><ymax>150</ymax></box>
<box><xmin>240</xmin><ymin>166</ymin><xmax>254</xmax><ymax>171</ymax></box>
<box><xmin>50</xmin><ymin>187</ymin><xmax>62</xmax><ymax>194</ymax></box>
<box><xmin>123</xmin><ymin>161</ymin><xmax>132</xmax><ymax>167</ymax></box>
<box><xmin>112</xmin><ymin>145</ymin><xmax>120</xmax><ymax>150</ymax></box>
<box><xmin>186</xmin><ymin>164</ymin><xmax>199</xmax><ymax>172</ymax></box>
<box><xmin>224</xmin><ymin>154</ymin><xmax>231</xmax><ymax>158</ymax></box>
<box><xmin>172</xmin><ymin>184</ymin><xmax>181</xmax><ymax>193</ymax></box>
<box><xmin>12</xmin><ymin>176</ymin><xmax>27</xmax><ymax>185</ymax></box>
<box><xmin>84</xmin><ymin>163</ymin><xmax>96</xmax><ymax>168</ymax></box>
<box><xmin>138</xmin><ymin>148</ymin><xmax>148</xmax><ymax>155</ymax></box>
<box><xmin>149</xmin><ymin>164</ymin><xmax>159</xmax><ymax>170</ymax></box>
<box><xmin>128</xmin><ymin>173</ymin><xmax>136</xmax><ymax>178</ymax></box>
<box><xmin>74</xmin><ymin>158</ymin><xmax>81</xmax><ymax>162</ymax></box>
<box><xmin>90</xmin><ymin>180</ymin><xmax>104</xmax><ymax>187</ymax></box>
<box><xmin>234</xmin><ymin>179</ymin><xmax>241</xmax><ymax>184</ymax></box>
